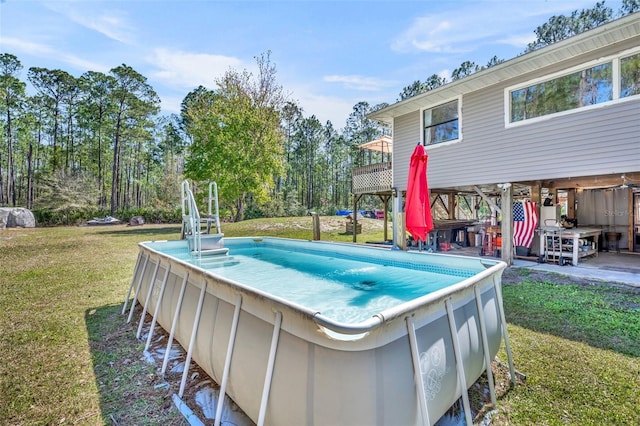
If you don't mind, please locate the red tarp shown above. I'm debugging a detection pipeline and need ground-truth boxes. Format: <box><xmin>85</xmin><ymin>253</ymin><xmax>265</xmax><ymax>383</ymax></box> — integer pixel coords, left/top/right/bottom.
<box><xmin>405</xmin><ymin>144</ymin><xmax>434</xmax><ymax>242</ymax></box>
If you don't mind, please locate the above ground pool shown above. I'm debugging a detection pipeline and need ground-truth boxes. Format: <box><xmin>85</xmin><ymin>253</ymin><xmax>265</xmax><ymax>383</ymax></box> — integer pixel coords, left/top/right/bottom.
<box><xmin>124</xmin><ymin>237</ymin><xmax>514</xmax><ymax>425</ymax></box>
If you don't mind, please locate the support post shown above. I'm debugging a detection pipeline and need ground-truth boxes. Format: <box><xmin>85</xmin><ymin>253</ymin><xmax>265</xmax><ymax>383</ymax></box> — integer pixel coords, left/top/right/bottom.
<box><xmin>447</xmin><ymin>192</ymin><xmax>456</xmax><ymax>220</ymax></box>
<box><xmin>445</xmin><ymin>298</ymin><xmax>472</xmax><ymax>426</ymax></box>
<box><xmin>215</xmin><ymin>294</ymin><xmax>243</xmax><ymax>426</ymax></box>
<box><xmin>310</xmin><ymin>212</ymin><xmax>320</xmax><ymax>241</ymax></box>
<box><xmin>406</xmin><ymin>316</ymin><xmax>430</xmax><ymax>426</ymax></box>
<box><xmin>127</xmin><ymin>254</ymin><xmax>149</xmax><ymax>322</ymax></box>
<box><xmin>474</xmin><ymin>285</ymin><xmax>497</xmax><ymax>407</ymax></box>
<box><xmin>179</xmin><ymin>279</ymin><xmax>207</xmax><ymax>398</ymax></box>
<box><xmin>122</xmin><ymin>251</ymin><xmax>143</xmax><ymax>314</ymax></box>
<box><xmin>500</xmin><ymin>183</ymin><xmax>513</xmax><ymax>265</ymax></box>
<box><xmin>352</xmin><ymin>194</ymin><xmax>362</xmax><ymax>243</ymax></box>
<box><xmin>392</xmin><ymin>188</ymin><xmax>401</xmax><ymax>250</ymax></box>
<box><xmin>378</xmin><ymin>194</ymin><xmax>391</xmax><ymax>242</ymax></box>
<box><xmin>136</xmin><ymin>260</ymin><xmax>161</xmax><ymax>339</ymax></box>
<box><xmin>145</xmin><ymin>263</ymin><xmax>172</xmax><ymax>351</ymax></box>
<box><xmin>162</xmin><ymin>272</ymin><xmax>189</xmax><ymax>375</ymax></box>
<box><xmin>493</xmin><ymin>276</ymin><xmax>517</xmax><ymax>386</ymax></box>
<box><xmin>258</xmin><ymin>311</ymin><xmax>283</xmax><ymax>426</ymax></box>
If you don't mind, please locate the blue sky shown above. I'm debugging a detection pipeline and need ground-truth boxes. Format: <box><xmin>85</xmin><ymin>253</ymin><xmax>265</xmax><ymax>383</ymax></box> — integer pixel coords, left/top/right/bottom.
<box><xmin>0</xmin><ymin>0</ymin><xmax>624</xmax><ymax>129</ymax></box>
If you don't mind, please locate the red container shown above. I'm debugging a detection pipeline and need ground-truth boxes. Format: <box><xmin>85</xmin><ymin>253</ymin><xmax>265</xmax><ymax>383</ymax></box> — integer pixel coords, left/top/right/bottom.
<box><xmin>439</xmin><ymin>242</ymin><xmax>451</xmax><ymax>251</ymax></box>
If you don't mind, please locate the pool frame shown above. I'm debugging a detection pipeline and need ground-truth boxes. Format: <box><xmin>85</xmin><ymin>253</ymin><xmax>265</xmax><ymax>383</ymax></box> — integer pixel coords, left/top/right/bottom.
<box><xmin>124</xmin><ymin>237</ymin><xmax>514</xmax><ymax>425</ymax></box>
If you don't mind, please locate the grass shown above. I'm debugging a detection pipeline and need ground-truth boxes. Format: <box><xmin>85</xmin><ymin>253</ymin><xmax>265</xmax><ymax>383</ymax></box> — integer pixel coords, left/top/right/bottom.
<box><xmin>492</xmin><ymin>269</ymin><xmax>640</xmax><ymax>425</ymax></box>
<box><xmin>0</xmin><ymin>225</ymin><xmax>186</xmax><ymax>425</ymax></box>
<box><xmin>0</xmin><ymin>217</ymin><xmax>638</xmax><ymax>425</ymax></box>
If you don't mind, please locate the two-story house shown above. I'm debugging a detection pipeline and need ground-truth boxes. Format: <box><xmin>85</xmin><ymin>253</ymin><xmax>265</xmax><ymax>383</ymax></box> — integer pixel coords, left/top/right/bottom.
<box><xmin>366</xmin><ymin>13</ymin><xmax>640</xmax><ymax>263</ymax></box>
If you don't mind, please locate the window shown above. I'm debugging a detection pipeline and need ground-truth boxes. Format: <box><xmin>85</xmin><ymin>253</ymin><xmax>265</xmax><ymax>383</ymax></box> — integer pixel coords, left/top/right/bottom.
<box><xmin>621</xmin><ymin>53</ymin><xmax>640</xmax><ymax>98</ymax></box>
<box><xmin>508</xmin><ymin>49</ymin><xmax>640</xmax><ymax>124</ymax></box>
<box><xmin>423</xmin><ymin>99</ymin><xmax>459</xmax><ymax>145</ymax></box>
<box><xmin>510</xmin><ymin>63</ymin><xmax>612</xmax><ymax>122</ymax></box>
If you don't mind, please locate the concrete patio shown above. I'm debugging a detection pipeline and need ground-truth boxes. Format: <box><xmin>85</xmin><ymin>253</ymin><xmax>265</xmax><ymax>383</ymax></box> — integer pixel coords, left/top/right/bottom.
<box><xmin>512</xmin><ymin>251</ymin><xmax>640</xmax><ymax>288</ymax></box>
<box><xmin>447</xmin><ymin>246</ymin><xmax>640</xmax><ymax>287</ymax></box>
<box><xmin>400</xmin><ymin>235</ymin><xmax>640</xmax><ymax>287</ymax></box>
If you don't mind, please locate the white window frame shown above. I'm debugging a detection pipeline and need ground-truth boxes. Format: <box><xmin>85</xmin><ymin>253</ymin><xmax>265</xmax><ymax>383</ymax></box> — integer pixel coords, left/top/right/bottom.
<box><xmin>504</xmin><ymin>46</ymin><xmax>640</xmax><ymax>128</ymax></box>
<box><xmin>421</xmin><ymin>96</ymin><xmax>463</xmax><ymax>148</ymax></box>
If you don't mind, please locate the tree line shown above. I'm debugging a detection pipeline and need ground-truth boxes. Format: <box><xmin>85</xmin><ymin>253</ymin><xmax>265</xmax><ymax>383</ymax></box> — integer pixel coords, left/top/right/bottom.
<box><xmin>398</xmin><ymin>1</ymin><xmax>639</xmax><ymax>99</ymax></box>
<box><xmin>1</xmin><ymin>1</ymin><xmax>637</xmax><ymax>224</ymax></box>
<box><xmin>0</xmin><ymin>49</ymin><xmax>392</xmax><ymax>223</ymax></box>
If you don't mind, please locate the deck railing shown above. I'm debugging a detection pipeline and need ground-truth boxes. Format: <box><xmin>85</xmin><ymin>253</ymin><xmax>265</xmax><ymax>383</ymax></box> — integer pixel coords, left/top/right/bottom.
<box><xmin>352</xmin><ymin>162</ymin><xmax>393</xmax><ymax>194</ymax></box>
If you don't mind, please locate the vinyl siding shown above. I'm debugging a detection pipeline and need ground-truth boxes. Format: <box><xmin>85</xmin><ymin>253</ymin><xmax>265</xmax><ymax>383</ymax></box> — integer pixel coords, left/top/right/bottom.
<box><xmin>388</xmin><ymin>24</ymin><xmax>640</xmax><ymax>191</ymax></box>
<box><xmin>393</xmin><ymin>64</ymin><xmax>640</xmax><ymax>190</ymax></box>
<box><xmin>392</xmin><ymin>111</ymin><xmax>420</xmax><ymax>192</ymax></box>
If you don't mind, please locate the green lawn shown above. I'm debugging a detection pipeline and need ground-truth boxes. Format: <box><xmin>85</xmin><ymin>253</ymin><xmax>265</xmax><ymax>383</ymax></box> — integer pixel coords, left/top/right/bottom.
<box><xmin>0</xmin><ymin>219</ymin><xmax>638</xmax><ymax>425</ymax></box>
<box><xmin>493</xmin><ymin>270</ymin><xmax>640</xmax><ymax>425</ymax></box>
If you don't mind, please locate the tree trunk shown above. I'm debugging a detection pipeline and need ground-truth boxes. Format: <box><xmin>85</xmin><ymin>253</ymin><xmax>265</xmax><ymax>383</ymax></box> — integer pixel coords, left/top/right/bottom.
<box><xmin>26</xmin><ymin>139</ymin><xmax>33</xmax><ymax>209</ymax></box>
<box><xmin>135</xmin><ymin>140</ymin><xmax>142</xmax><ymax>208</ymax></box>
<box><xmin>6</xmin><ymin>109</ymin><xmax>16</xmax><ymax>206</ymax></box>
<box><xmin>110</xmin><ymin>125</ymin><xmax>121</xmax><ymax>215</ymax></box>
<box><xmin>235</xmin><ymin>196</ymin><xmax>245</xmax><ymax>222</ymax></box>
<box><xmin>0</xmin><ymin>111</ymin><xmax>6</xmax><ymax>205</ymax></box>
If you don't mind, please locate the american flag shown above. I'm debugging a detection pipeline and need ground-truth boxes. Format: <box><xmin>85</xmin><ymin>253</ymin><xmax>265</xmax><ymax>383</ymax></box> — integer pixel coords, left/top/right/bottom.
<box><xmin>513</xmin><ymin>201</ymin><xmax>538</xmax><ymax>247</ymax></box>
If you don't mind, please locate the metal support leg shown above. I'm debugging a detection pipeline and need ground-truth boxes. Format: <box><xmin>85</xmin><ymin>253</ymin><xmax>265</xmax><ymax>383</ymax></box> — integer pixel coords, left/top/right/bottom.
<box><xmin>474</xmin><ymin>285</ymin><xmax>497</xmax><ymax>407</ymax></box>
<box><xmin>127</xmin><ymin>254</ymin><xmax>149</xmax><ymax>322</ymax></box>
<box><xmin>145</xmin><ymin>263</ymin><xmax>172</xmax><ymax>351</ymax></box>
<box><xmin>136</xmin><ymin>260</ymin><xmax>161</xmax><ymax>339</ymax></box>
<box><xmin>162</xmin><ymin>271</ymin><xmax>189</xmax><ymax>375</ymax></box>
<box><xmin>179</xmin><ymin>279</ymin><xmax>207</xmax><ymax>398</ymax></box>
<box><xmin>493</xmin><ymin>277</ymin><xmax>516</xmax><ymax>386</ymax></box>
<box><xmin>122</xmin><ymin>251</ymin><xmax>143</xmax><ymax>314</ymax></box>
<box><xmin>258</xmin><ymin>311</ymin><xmax>282</xmax><ymax>426</ymax></box>
<box><xmin>406</xmin><ymin>316</ymin><xmax>430</xmax><ymax>426</ymax></box>
<box><xmin>215</xmin><ymin>294</ymin><xmax>243</xmax><ymax>426</ymax></box>
<box><xmin>445</xmin><ymin>298</ymin><xmax>472</xmax><ymax>426</ymax></box>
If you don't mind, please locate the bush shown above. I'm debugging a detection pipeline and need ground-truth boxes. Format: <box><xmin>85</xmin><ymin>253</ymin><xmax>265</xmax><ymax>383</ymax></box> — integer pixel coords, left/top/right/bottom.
<box><xmin>114</xmin><ymin>207</ymin><xmax>182</xmax><ymax>224</ymax></box>
<box><xmin>32</xmin><ymin>207</ymin><xmax>182</xmax><ymax>227</ymax></box>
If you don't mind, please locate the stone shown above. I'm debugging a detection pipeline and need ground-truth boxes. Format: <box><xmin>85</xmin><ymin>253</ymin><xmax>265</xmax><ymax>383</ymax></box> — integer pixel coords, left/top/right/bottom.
<box><xmin>0</xmin><ymin>208</ymin><xmax>36</xmax><ymax>229</ymax></box>
<box><xmin>129</xmin><ymin>215</ymin><xmax>145</xmax><ymax>226</ymax></box>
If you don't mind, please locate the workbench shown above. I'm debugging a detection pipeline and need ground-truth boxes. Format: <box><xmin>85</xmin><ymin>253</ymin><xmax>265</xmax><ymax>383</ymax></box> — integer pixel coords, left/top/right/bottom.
<box><xmin>423</xmin><ymin>220</ymin><xmax>477</xmax><ymax>251</ymax></box>
<box><xmin>537</xmin><ymin>227</ymin><xmax>601</xmax><ymax>265</ymax></box>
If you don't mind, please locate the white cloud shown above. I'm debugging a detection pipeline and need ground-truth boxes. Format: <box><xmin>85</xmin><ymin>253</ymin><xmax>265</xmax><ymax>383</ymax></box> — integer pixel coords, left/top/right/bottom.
<box><xmin>497</xmin><ymin>33</ymin><xmax>538</xmax><ymax>50</ymax></box>
<box><xmin>1</xmin><ymin>37</ymin><xmax>108</xmax><ymax>73</ymax></box>
<box><xmin>391</xmin><ymin>1</ymin><xmax>598</xmax><ymax>55</ymax></box>
<box><xmin>287</xmin><ymin>78</ymin><xmax>396</xmax><ymax>129</ymax></box>
<box><xmin>392</xmin><ymin>12</ymin><xmax>484</xmax><ymax>54</ymax></box>
<box><xmin>44</xmin><ymin>2</ymin><xmax>135</xmax><ymax>44</ymax></box>
<box><xmin>323</xmin><ymin>74</ymin><xmax>398</xmax><ymax>92</ymax></box>
<box><xmin>58</xmin><ymin>53</ymin><xmax>110</xmax><ymax>74</ymax></box>
<box><xmin>294</xmin><ymin>91</ymin><xmax>356</xmax><ymax>128</ymax></box>
<box><xmin>147</xmin><ymin>48</ymin><xmax>246</xmax><ymax>89</ymax></box>
<box><xmin>159</xmin><ymin>95</ymin><xmax>184</xmax><ymax>115</ymax></box>
<box><xmin>77</xmin><ymin>13</ymin><xmax>133</xmax><ymax>44</ymax></box>
<box><xmin>1</xmin><ymin>37</ymin><xmax>56</xmax><ymax>57</ymax></box>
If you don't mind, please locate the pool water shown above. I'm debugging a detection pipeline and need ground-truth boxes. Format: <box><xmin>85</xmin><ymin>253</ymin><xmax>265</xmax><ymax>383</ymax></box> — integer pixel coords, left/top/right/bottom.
<box><xmin>146</xmin><ymin>238</ymin><xmax>478</xmax><ymax>324</ymax></box>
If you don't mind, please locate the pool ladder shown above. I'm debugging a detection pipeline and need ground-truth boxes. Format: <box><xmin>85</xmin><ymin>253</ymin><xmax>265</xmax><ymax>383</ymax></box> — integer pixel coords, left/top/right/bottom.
<box><xmin>181</xmin><ymin>180</ymin><xmax>228</xmax><ymax>257</ymax></box>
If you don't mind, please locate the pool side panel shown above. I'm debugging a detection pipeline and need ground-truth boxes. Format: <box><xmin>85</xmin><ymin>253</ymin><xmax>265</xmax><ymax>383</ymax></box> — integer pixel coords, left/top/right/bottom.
<box><xmin>132</xmin><ymin>238</ymin><xmax>507</xmax><ymax>425</ymax></box>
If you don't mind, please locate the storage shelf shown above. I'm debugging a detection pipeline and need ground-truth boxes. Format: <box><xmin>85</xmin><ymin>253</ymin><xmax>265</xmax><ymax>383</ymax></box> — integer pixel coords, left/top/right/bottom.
<box><xmin>536</xmin><ymin>227</ymin><xmax>601</xmax><ymax>266</ymax></box>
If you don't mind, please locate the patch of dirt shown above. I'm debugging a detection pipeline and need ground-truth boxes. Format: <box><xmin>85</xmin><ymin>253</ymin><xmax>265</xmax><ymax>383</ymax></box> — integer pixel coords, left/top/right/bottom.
<box><xmin>502</xmin><ymin>266</ymin><xmax>640</xmax><ymax>292</ymax></box>
<box><xmin>123</xmin><ymin>309</ymin><xmax>248</xmax><ymax>426</ymax></box>
<box><xmin>93</xmin><ymin>309</ymin><xmax>187</xmax><ymax>425</ymax></box>
<box><xmin>252</xmin><ymin>216</ymin><xmax>388</xmax><ymax>233</ymax></box>
<box><xmin>502</xmin><ymin>267</ymin><xmax>591</xmax><ymax>286</ymax></box>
